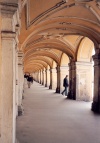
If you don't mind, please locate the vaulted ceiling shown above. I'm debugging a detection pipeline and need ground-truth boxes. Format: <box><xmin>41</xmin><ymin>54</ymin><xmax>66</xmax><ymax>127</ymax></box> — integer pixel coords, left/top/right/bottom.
<box><xmin>19</xmin><ymin>0</ymin><xmax>100</xmax><ymax>73</ymax></box>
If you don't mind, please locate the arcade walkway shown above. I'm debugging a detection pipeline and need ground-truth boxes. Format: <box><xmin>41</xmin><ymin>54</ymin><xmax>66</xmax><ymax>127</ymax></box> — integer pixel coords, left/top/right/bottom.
<box><xmin>16</xmin><ymin>82</ymin><xmax>100</xmax><ymax>143</ymax></box>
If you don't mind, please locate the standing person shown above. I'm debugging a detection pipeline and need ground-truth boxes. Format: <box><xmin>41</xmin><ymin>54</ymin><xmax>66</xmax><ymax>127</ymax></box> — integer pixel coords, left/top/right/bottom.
<box><xmin>24</xmin><ymin>73</ymin><xmax>28</xmax><ymax>79</ymax></box>
<box><xmin>31</xmin><ymin>76</ymin><xmax>33</xmax><ymax>84</ymax></box>
<box><xmin>61</xmin><ymin>75</ymin><xmax>69</xmax><ymax>96</ymax></box>
<box><xmin>24</xmin><ymin>73</ymin><xmax>28</xmax><ymax>86</ymax></box>
<box><xmin>27</xmin><ymin>74</ymin><xmax>32</xmax><ymax>88</ymax></box>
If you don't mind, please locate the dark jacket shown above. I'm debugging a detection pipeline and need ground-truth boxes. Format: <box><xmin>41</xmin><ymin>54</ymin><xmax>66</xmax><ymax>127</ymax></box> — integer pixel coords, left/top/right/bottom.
<box><xmin>63</xmin><ymin>77</ymin><xmax>68</xmax><ymax>87</ymax></box>
<box><xmin>24</xmin><ymin>74</ymin><xmax>28</xmax><ymax>79</ymax></box>
<box><xmin>27</xmin><ymin>76</ymin><xmax>32</xmax><ymax>82</ymax></box>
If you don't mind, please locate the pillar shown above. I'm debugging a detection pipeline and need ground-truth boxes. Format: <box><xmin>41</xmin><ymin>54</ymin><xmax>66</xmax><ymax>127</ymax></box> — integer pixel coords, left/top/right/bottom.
<box><xmin>43</xmin><ymin>69</ymin><xmax>46</xmax><ymax>86</ymax></box>
<box><xmin>42</xmin><ymin>70</ymin><xmax>44</xmax><ymax>85</ymax></box>
<box><xmin>15</xmin><ymin>47</ymin><xmax>18</xmax><ymax>117</ymax></box>
<box><xmin>56</xmin><ymin>65</ymin><xmax>60</xmax><ymax>93</ymax></box>
<box><xmin>38</xmin><ymin>70</ymin><xmax>41</xmax><ymax>83</ymax></box>
<box><xmin>68</xmin><ymin>61</ymin><xmax>76</xmax><ymax>100</ymax></box>
<box><xmin>37</xmin><ymin>71</ymin><xmax>39</xmax><ymax>83</ymax></box>
<box><xmin>45</xmin><ymin>69</ymin><xmax>47</xmax><ymax>87</ymax></box>
<box><xmin>0</xmin><ymin>2</ymin><xmax>20</xmax><ymax>142</ymax></box>
<box><xmin>40</xmin><ymin>70</ymin><xmax>42</xmax><ymax>84</ymax></box>
<box><xmin>47</xmin><ymin>68</ymin><xmax>50</xmax><ymax>87</ymax></box>
<box><xmin>49</xmin><ymin>68</ymin><xmax>52</xmax><ymax>89</ymax></box>
<box><xmin>18</xmin><ymin>52</ymin><xmax>24</xmax><ymax>116</ymax></box>
<box><xmin>92</xmin><ymin>50</ymin><xmax>100</xmax><ymax>113</ymax></box>
<box><xmin>52</xmin><ymin>68</ymin><xmax>57</xmax><ymax>90</ymax></box>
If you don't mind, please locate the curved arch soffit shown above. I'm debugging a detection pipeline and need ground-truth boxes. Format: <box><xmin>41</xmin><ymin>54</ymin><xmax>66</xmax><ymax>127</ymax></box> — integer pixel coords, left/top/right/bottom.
<box><xmin>24</xmin><ymin>56</ymin><xmax>52</xmax><ymax>68</ymax></box>
<box><xmin>77</xmin><ymin>37</ymin><xmax>94</xmax><ymax>62</ymax></box>
<box><xmin>21</xmin><ymin>17</ymin><xmax>100</xmax><ymax>50</ymax></box>
<box><xmin>24</xmin><ymin>38</ymin><xmax>75</xmax><ymax>56</ymax></box>
<box><xmin>24</xmin><ymin>51</ymin><xmax>60</xmax><ymax>65</ymax></box>
<box><xmin>60</xmin><ymin>53</ymin><xmax>69</xmax><ymax>66</ymax></box>
<box><xmin>24</xmin><ymin>65</ymin><xmax>42</xmax><ymax>73</ymax></box>
<box><xmin>25</xmin><ymin>60</ymin><xmax>48</xmax><ymax>69</ymax></box>
<box><xmin>52</xmin><ymin>60</ymin><xmax>57</xmax><ymax>68</ymax></box>
<box><xmin>24</xmin><ymin>63</ymin><xmax>44</xmax><ymax>72</ymax></box>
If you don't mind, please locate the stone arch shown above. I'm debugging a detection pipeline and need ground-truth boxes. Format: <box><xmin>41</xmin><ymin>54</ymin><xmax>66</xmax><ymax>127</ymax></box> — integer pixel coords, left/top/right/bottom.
<box><xmin>60</xmin><ymin>53</ymin><xmax>69</xmax><ymax>66</ymax></box>
<box><xmin>24</xmin><ymin>51</ymin><xmax>60</xmax><ymax>66</ymax></box>
<box><xmin>75</xmin><ymin>37</ymin><xmax>95</xmax><ymax>101</ymax></box>
<box><xmin>24</xmin><ymin>56</ymin><xmax>53</xmax><ymax>68</ymax></box>
<box><xmin>77</xmin><ymin>37</ymin><xmax>94</xmax><ymax>62</ymax></box>
<box><xmin>52</xmin><ymin>60</ymin><xmax>57</xmax><ymax>68</ymax></box>
<box><xmin>52</xmin><ymin>60</ymin><xmax>57</xmax><ymax>90</ymax></box>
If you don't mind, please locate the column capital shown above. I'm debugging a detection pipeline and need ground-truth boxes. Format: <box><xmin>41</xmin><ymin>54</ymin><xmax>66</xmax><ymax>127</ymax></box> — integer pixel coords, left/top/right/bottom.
<box><xmin>1</xmin><ymin>31</ymin><xmax>16</xmax><ymax>39</ymax></box>
<box><xmin>18</xmin><ymin>52</ymin><xmax>23</xmax><ymax>66</ymax></box>
<box><xmin>92</xmin><ymin>49</ymin><xmax>100</xmax><ymax>60</ymax></box>
<box><xmin>0</xmin><ymin>2</ymin><xmax>18</xmax><ymax>16</ymax></box>
<box><xmin>49</xmin><ymin>68</ymin><xmax>52</xmax><ymax>72</ymax></box>
<box><xmin>18</xmin><ymin>51</ymin><xmax>23</xmax><ymax>57</ymax></box>
<box><xmin>92</xmin><ymin>49</ymin><xmax>100</xmax><ymax>66</ymax></box>
<box><xmin>76</xmin><ymin>61</ymin><xmax>92</xmax><ymax>66</ymax></box>
<box><xmin>60</xmin><ymin>65</ymin><xmax>69</xmax><ymax>70</ymax></box>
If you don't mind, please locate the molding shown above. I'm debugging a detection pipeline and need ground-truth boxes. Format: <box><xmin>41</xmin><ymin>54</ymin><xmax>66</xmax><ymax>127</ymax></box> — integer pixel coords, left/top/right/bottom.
<box><xmin>86</xmin><ymin>4</ymin><xmax>100</xmax><ymax>22</ymax></box>
<box><xmin>26</xmin><ymin>36</ymin><xmax>44</xmax><ymax>47</ymax></box>
<box><xmin>0</xmin><ymin>2</ymin><xmax>18</xmax><ymax>15</ymax></box>
<box><xmin>1</xmin><ymin>31</ymin><xmax>16</xmax><ymax>39</ymax></box>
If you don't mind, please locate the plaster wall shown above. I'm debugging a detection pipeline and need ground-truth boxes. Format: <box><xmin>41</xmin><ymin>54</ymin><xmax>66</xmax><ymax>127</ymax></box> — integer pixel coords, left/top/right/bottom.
<box><xmin>47</xmin><ymin>69</ymin><xmax>50</xmax><ymax>87</ymax></box>
<box><xmin>52</xmin><ymin>68</ymin><xmax>57</xmax><ymax>90</ymax></box>
<box><xmin>76</xmin><ymin>62</ymin><xmax>93</xmax><ymax>101</ymax></box>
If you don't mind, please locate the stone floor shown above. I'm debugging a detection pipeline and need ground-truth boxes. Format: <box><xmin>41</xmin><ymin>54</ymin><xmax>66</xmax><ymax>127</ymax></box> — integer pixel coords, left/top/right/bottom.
<box><xmin>16</xmin><ymin>82</ymin><xmax>100</xmax><ymax>143</ymax></box>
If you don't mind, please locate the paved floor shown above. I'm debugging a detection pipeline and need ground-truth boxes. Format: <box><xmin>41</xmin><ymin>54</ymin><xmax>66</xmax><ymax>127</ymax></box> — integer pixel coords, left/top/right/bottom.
<box><xmin>16</xmin><ymin>82</ymin><xmax>100</xmax><ymax>143</ymax></box>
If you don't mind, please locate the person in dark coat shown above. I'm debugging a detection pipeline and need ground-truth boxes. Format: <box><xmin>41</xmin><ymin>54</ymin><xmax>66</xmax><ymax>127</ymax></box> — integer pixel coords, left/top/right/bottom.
<box><xmin>27</xmin><ymin>74</ymin><xmax>32</xmax><ymax>88</ymax></box>
<box><xmin>24</xmin><ymin>74</ymin><xmax>28</xmax><ymax>79</ymax></box>
<box><xmin>61</xmin><ymin>75</ymin><xmax>69</xmax><ymax>96</ymax></box>
<box><xmin>31</xmin><ymin>76</ymin><xmax>33</xmax><ymax>83</ymax></box>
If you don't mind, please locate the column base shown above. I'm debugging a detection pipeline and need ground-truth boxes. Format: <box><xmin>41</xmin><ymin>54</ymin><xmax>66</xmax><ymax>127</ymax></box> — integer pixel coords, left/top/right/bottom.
<box><xmin>67</xmin><ymin>91</ymin><xmax>73</xmax><ymax>99</ymax></box>
<box><xmin>22</xmin><ymin>94</ymin><xmax>24</xmax><ymax>99</ymax></box>
<box><xmin>56</xmin><ymin>87</ymin><xmax>60</xmax><ymax>93</ymax></box>
<box><xmin>67</xmin><ymin>91</ymin><xmax>76</xmax><ymax>100</ymax></box>
<box><xmin>49</xmin><ymin>85</ymin><xmax>52</xmax><ymax>89</ymax></box>
<box><xmin>91</xmin><ymin>102</ymin><xmax>100</xmax><ymax>113</ymax></box>
<box><xmin>18</xmin><ymin>105</ymin><xmax>24</xmax><ymax>116</ymax></box>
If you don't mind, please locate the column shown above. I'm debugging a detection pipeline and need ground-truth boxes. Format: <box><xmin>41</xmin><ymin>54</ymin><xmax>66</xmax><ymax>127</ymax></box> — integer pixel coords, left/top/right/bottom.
<box><xmin>43</xmin><ymin>69</ymin><xmax>46</xmax><ymax>86</ymax></box>
<box><xmin>52</xmin><ymin>68</ymin><xmax>57</xmax><ymax>90</ymax></box>
<box><xmin>15</xmin><ymin>48</ymin><xmax>18</xmax><ymax>117</ymax></box>
<box><xmin>68</xmin><ymin>61</ymin><xmax>76</xmax><ymax>100</ymax></box>
<box><xmin>56</xmin><ymin>65</ymin><xmax>60</xmax><ymax>93</ymax></box>
<box><xmin>39</xmin><ymin>70</ymin><xmax>41</xmax><ymax>83</ymax></box>
<box><xmin>42</xmin><ymin>69</ymin><xmax>44</xmax><ymax>85</ymax></box>
<box><xmin>37</xmin><ymin>71</ymin><xmax>39</xmax><ymax>83</ymax></box>
<box><xmin>35</xmin><ymin>72</ymin><xmax>38</xmax><ymax>82</ymax></box>
<box><xmin>92</xmin><ymin>50</ymin><xmax>100</xmax><ymax>113</ymax></box>
<box><xmin>60</xmin><ymin>66</ymin><xmax>69</xmax><ymax>93</ymax></box>
<box><xmin>18</xmin><ymin>52</ymin><xmax>24</xmax><ymax>116</ymax></box>
<box><xmin>47</xmin><ymin>68</ymin><xmax>50</xmax><ymax>87</ymax></box>
<box><xmin>49</xmin><ymin>68</ymin><xmax>52</xmax><ymax>89</ymax></box>
<box><xmin>40</xmin><ymin>70</ymin><xmax>42</xmax><ymax>84</ymax></box>
<box><xmin>45</xmin><ymin>69</ymin><xmax>47</xmax><ymax>87</ymax></box>
<box><xmin>0</xmin><ymin>2</ymin><xmax>20</xmax><ymax>142</ymax></box>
